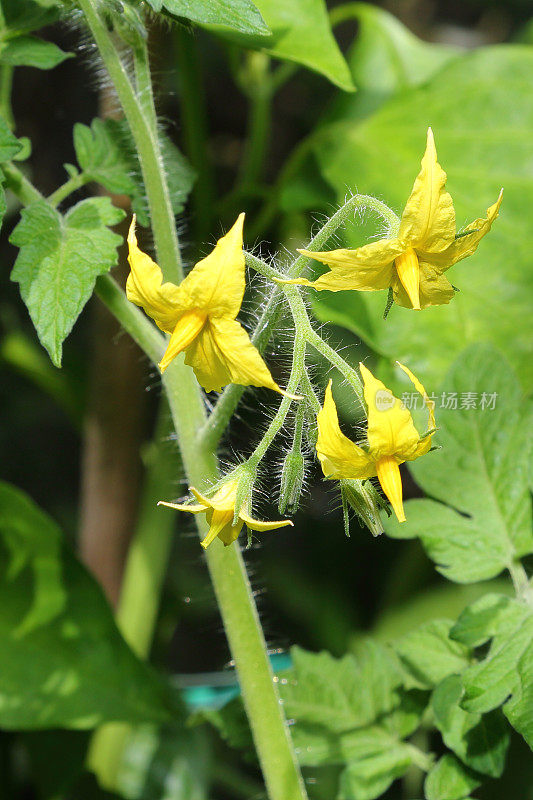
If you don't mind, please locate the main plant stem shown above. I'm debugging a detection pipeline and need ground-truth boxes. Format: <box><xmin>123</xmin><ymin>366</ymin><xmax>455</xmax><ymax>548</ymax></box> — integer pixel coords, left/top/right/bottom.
<box><xmin>77</xmin><ymin>0</ymin><xmax>182</xmax><ymax>282</ymax></box>
<box><xmin>77</xmin><ymin>5</ymin><xmax>307</xmax><ymax>798</ymax></box>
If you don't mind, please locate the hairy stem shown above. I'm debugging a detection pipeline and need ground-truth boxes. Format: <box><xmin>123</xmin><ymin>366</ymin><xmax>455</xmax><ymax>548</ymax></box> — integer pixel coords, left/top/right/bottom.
<box><xmin>77</xmin><ymin>0</ymin><xmax>182</xmax><ymax>282</ymax></box>
<box><xmin>76</xmin><ymin>6</ymin><xmax>308</xmax><ymax>795</ymax></box>
<box><xmin>199</xmin><ymin>194</ymin><xmax>395</xmax><ymax>450</ymax></box>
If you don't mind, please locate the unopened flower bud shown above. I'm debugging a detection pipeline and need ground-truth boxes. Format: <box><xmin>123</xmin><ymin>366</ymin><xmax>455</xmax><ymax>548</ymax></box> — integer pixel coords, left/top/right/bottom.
<box><xmin>278</xmin><ymin>452</ymin><xmax>305</xmax><ymax>515</ymax></box>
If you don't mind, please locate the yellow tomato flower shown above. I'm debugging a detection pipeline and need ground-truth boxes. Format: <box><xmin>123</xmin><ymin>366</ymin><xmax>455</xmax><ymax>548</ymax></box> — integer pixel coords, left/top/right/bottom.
<box><xmin>158</xmin><ymin>479</ymin><xmax>293</xmax><ymax>549</ymax></box>
<box><xmin>127</xmin><ymin>214</ymin><xmax>290</xmax><ymax>394</ymax></box>
<box><xmin>316</xmin><ymin>362</ymin><xmax>435</xmax><ymax>523</ymax></box>
<box><xmin>282</xmin><ymin>128</ymin><xmax>502</xmax><ymax>310</ymax></box>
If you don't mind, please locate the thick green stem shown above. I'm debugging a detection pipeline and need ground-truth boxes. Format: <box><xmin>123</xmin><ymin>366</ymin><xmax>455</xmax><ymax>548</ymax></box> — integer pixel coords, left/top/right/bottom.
<box><xmin>132</xmin><ymin>37</ymin><xmax>158</xmax><ymax>133</ymax></box>
<box><xmin>76</xmin><ymin>6</ymin><xmax>307</xmax><ymax>794</ymax></box>
<box><xmin>77</xmin><ymin>0</ymin><xmax>182</xmax><ymax>282</ymax></box>
<box><xmin>162</xmin><ymin>363</ymin><xmax>308</xmax><ymax>800</ymax></box>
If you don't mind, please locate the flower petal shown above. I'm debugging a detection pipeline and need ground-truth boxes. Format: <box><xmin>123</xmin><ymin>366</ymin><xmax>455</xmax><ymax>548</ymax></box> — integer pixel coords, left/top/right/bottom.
<box><xmin>185</xmin><ymin>317</ymin><xmax>282</xmax><ymax>394</ymax></box>
<box><xmin>396</xmin><ymin>361</ymin><xmax>436</xmax><ymax>459</ymax></box>
<box><xmin>360</xmin><ymin>362</ymin><xmax>420</xmax><ymax>461</ymax></box>
<box><xmin>316</xmin><ymin>381</ymin><xmax>376</xmax><ymax>480</ymax></box>
<box><xmin>239</xmin><ymin>510</ymin><xmax>294</xmax><ymax>532</ymax></box>
<box><xmin>398</xmin><ymin>128</ymin><xmax>456</xmax><ymax>253</ymax></box>
<box><xmin>287</xmin><ymin>239</ymin><xmax>401</xmax><ymax>292</ymax></box>
<box><xmin>419</xmin><ymin>189</ymin><xmax>503</xmax><ymax>270</ymax></box>
<box><xmin>178</xmin><ymin>213</ymin><xmax>246</xmax><ymax>318</ymax></box>
<box><xmin>126</xmin><ymin>216</ymin><xmax>185</xmax><ymax>332</ymax></box>
<box><xmin>157</xmin><ymin>500</ymin><xmax>208</xmax><ymax>513</ymax></box>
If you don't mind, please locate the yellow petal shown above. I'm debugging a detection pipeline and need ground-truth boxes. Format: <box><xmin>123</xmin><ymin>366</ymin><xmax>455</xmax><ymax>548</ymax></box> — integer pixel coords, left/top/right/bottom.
<box><xmin>159</xmin><ymin>310</ymin><xmax>207</xmax><ymax>373</ymax></box>
<box><xmin>396</xmin><ymin>361</ymin><xmax>435</xmax><ymax>437</ymax></box>
<box><xmin>157</xmin><ymin>500</ymin><xmax>208</xmax><ymax>513</ymax></box>
<box><xmin>394</xmin><ymin>248</ymin><xmax>420</xmax><ymax>310</ymax></box>
<box><xmin>420</xmin><ymin>189</ymin><xmax>503</xmax><ymax>270</ymax></box>
<box><xmin>191</xmin><ymin>480</ymin><xmax>238</xmax><ymax>512</ymax></box>
<box><xmin>360</xmin><ymin>362</ymin><xmax>420</xmax><ymax>461</ymax></box>
<box><xmin>178</xmin><ymin>214</ymin><xmax>246</xmax><ymax>319</ymax></box>
<box><xmin>392</xmin><ymin>262</ymin><xmax>455</xmax><ymax>309</ymax></box>
<box><xmin>185</xmin><ymin>317</ymin><xmax>284</xmax><ymax>394</ymax></box>
<box><xmin>376</xmin><ymin>456</ymin><xmax>406</xmax><ymax>523</ymax></box>
<box><xmin>316</xmin><ymin>381</ymin><xmax>376</xmax><ymax>480</ymax></box>
<box><xmin>126</xmin><ymin>216</ymin><xmax>185</xmax><ymax>332</ymax></box>
<box><xmin>283</xmin><ymin>239</ymin><xmax>401</xmax><ymax>292</ymax></box>
<box><xmin>398</xmin><ymin>128</ymin><xmax>456</xmax><ymax>253</ymax></box>
<box><xmin>239</xmin><ymin>510</ymin><xmax>294</xmax><ymax>532</ymax></box>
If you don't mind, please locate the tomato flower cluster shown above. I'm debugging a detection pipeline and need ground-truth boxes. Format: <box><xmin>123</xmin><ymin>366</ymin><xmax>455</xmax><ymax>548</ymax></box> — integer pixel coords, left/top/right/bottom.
<box><xmin>126</xmin><ymin>129</ymin><xmax>501</xmax><ymax>547</ymax></box>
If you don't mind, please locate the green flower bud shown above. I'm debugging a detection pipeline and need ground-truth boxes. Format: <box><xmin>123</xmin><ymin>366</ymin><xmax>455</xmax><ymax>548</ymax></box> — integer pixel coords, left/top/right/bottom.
<box><xmin>278</xmin><ymin>452</ymin><xmax>305</xmax><ymax>515</ymax></box>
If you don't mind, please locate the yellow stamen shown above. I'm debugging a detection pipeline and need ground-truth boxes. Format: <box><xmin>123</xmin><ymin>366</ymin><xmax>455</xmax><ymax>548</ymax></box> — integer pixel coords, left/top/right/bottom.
<box><xmin>200</xmin><ymin>508</ymin><xmax>234</xmax><ymax>549</ymax></box>
<box><xmin>376</xmin><ymin>456</ymin><xmax>406</xmax><ymax>523</ymax></box>
<box><xmin>394</xmin><ymin>248</ymin><xmax>420</xmax><ymax>310</ymax></box>
<box><xmin>159</xmin><ymin>310</ymin><xmax>207</xmax><ymax>372</ymax></box>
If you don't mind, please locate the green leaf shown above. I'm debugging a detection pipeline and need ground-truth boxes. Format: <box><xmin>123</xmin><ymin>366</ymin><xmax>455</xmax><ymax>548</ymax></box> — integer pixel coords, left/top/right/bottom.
<box><xmin>310</xmin><ymin>46</ymin><xmax>533</xmax><ymax>390</ymax></box>
<box><xmin>504</xmin><ymin>639</ymin><xmax>533</xmax><ymax>749</ymax></box>
<box><xmin>200</xmin><ymin>0</ymin><xmax>354</xmax><ymax>91</ymax></box>
<box><xmin>145</xmin><ymin>0</ymin><xmax>270</xmax><ymax>36</ymax></box>
<box><xmin>280</xmin><ymin>642</ymin><xmax>403</xmax><ymax>733</ymax></box>
<box><xmin>0</xmin><ymin>36</ymin><xmax>72</xmax><ymax>69</ymax></box>
<box><xmin>393</xmin><ymin>620</ymin><xmax>471</xmax><ymax>690</ymax></box>
<box><xmin>73</xmin><ymin>119</ymin><xmax>139</xmax><ymax>197</ymax></box>
<box><xmin>327</xmin><ymin>3</ymin><xmax>459</xmax><ymax>124</ymax></box>
<box><xmin>450</xmin><ymin>594</ymin><xmax>528</xmax><ymax>648</ymax></box>
<box><xmin>117</xmin><ymin>723</ymin><xmax>210</xmax><ymax>800</ymax></box>
<box><xmin>385</xmin><ymin>345</ymin><xmax>533</xmax><ymax>584</ymax></box>
<box><xmin>0</xmin><ymin>114</ymin><xmax>23</xmax><ymax>161</ymax></box>
<box><xmin>338</xmin><ymin>745</ymin><xmax>413</xmax><ymax>800</ymax></box>
<box><xmin>432</xmin><ymin>675</ymin><xmax>509</xmax><ymax>777</ymax></box>
<box><xmin>73</xmin><ymin>119</ymin><xmax>195</xmax><ymax>226</ymax></box>
<box><xmin>424</xmin><ymin>754</ymin><xmax>481</xmax><ymax>800</ymax></box>
<box><xmin>461</xmin><ymin>610</ymin><xmax>533</xmax><ymax>715</ymax></box>
<box><xmin>0</xmin><ymin>0</ymin><xmax>60</xmax><ymax>34</ymax></box>
<box><xmin>10</xmin><ymin>198</ymin><xmax>125</xmax><ymax>366</ymax></box>
<box><xmin>0</xmin><ymin>482</ymin><xmax>175</xmax><ymax>729</ymax></box>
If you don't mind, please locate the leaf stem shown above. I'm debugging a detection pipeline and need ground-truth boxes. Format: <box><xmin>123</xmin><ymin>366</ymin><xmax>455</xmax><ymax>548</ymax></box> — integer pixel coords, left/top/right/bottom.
<box><xmin>48</xmin><ymin>173</ymin><xmax>92</xmax><ymax>207</ymax></box>
<box><xmin>508</xmin><ymin>561</ymin><xmax>533</xmax><ymax>606</ymax></box>
<box><xmin>0</xmin><ymin>64</ymin><xmax>14</xmax><ymax>129</ymax></box>
<box><xmin>3</xmin><ymin>162</ymin><xmax>43</xmax><ymax>205</ymax></box>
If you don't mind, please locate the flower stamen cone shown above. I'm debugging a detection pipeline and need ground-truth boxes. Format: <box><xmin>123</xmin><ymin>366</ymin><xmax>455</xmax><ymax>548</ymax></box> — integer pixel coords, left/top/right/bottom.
<box><xmin>375</xmin><ymin>456</ymin><xmax>406</xmax><ymax>522</ymax></box>
<box><xmin>284</xmin><ymin>128</ymin><xmax>502</xmax><ymax>310</ymax></box>
<box><xmin>159</xmin><ymin>309</ymin><xmax>207</xmax><ymax>372</ymax></box>
<box><xmin>158</xmin><ymin>479</ymin><xmax>293</xmax><ymax>548</ymax></box>
<box><xmin>126</xmin><ymin>214</ymin><xmax>293</xmax><ymax>395</ymax></box>
<box><xmin>394</xmin><ymin>248</ymin><xmax>420</xmax><ymax>310</ymax></box>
